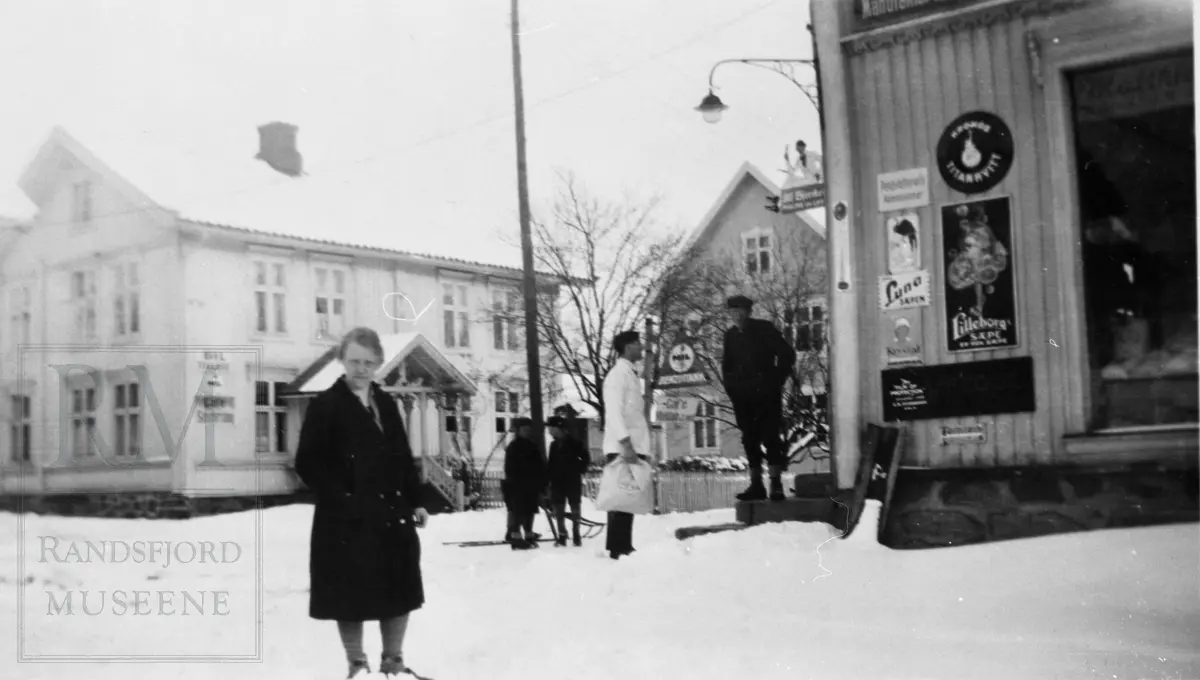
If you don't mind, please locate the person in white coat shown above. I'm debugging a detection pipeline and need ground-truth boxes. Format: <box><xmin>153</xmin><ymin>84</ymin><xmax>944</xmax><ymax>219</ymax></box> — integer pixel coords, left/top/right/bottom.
<box><xmin>601</xmin><ymin>329</ymin><xmax>651</xmax><ymax>560</ymax></box>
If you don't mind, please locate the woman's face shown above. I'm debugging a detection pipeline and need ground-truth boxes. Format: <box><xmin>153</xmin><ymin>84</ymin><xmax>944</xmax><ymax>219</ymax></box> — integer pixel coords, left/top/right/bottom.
<box><xmin>342</xmin><ymin>341</ymin><xmax>382</xmax><ymax>391</ymax></box>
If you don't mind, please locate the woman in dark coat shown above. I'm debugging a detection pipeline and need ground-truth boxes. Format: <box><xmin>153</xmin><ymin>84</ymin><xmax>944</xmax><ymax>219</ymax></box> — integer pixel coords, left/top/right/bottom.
<box><xmin>294</xmin><ymin>327</ymin><xmax>430</xmax><ymax>678</ymax></box>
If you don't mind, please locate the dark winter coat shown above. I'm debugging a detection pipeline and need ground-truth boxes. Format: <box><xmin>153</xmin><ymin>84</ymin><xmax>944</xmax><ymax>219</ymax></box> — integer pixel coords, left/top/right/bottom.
<box><xmin>722</xmin><ymin>318</ymin><xmax>796</xmax><ymax>402</ymax></box>
<box><xmin>546</xmin><ymin>435</ymin><xmax>589</xmax><ymax>493</ymax></box>
<box><xmin>503</xmin><ymin>437</ymin><xmax>546</xmax><ymax>515</ymax></box>
<box><xmin>294</xmin><ymin>377</ymin><xmax>427</xmax><ymax>622</ymax></box>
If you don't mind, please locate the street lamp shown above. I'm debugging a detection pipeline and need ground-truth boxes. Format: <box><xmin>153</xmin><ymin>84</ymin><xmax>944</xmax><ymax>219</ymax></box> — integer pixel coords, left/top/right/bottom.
<box><xmin>694</xmin><ymin>58</ymin><xmax>819</xmax><ymax>125</ymax></box>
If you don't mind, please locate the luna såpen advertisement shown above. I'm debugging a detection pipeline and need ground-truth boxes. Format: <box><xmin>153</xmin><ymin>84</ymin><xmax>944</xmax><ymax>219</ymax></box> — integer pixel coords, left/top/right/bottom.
<box><xmin>941</xmin><ymin>196</ymin><xmax>1019</xmax><ymax>352</ymax></box>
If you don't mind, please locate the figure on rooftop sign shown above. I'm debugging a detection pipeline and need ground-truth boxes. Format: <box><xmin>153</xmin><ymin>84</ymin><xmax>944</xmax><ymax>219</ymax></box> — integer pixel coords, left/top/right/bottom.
<box><xmin>255</xmin><ymin>121</ymin><xmax>305</xmax><ymax>177</ymax></box>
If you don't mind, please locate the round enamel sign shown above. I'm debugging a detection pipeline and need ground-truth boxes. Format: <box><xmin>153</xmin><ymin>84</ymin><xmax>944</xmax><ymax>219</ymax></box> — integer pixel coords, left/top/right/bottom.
<box><xmin>936</xmin><ymin>111</ymin><xmax>1014</xmax><ymax>195</ymax></box>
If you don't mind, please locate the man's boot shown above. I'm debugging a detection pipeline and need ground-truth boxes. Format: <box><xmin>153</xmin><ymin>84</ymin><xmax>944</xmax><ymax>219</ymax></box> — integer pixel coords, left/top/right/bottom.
<box><xmin>736</xmin><ymin>467</ymin><xmax>767</xmax><ymax>502</ymax></box>
<box><xmin>768</xmin><ymin>465</ymin><xmax>787</xmax><ymax>502</ymax></box>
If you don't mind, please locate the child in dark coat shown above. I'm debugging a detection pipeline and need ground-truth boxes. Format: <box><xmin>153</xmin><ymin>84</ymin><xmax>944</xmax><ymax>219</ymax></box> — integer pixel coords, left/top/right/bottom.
<box><xmin>503</xmin><ymin>417</ymin><xmax>547</xmax><ymax>550</ymax></box>
<box><xmin>546</xmin><ymin>415</ymin><xmax>590</xmax><ymax>546</ymax></box>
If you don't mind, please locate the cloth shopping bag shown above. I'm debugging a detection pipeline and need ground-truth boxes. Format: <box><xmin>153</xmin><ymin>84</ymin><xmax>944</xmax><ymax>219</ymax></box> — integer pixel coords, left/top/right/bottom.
<box><xmin>594</xmin><ymin>458</ymin><xmax>654</xmax><ymax>515</ymax></box>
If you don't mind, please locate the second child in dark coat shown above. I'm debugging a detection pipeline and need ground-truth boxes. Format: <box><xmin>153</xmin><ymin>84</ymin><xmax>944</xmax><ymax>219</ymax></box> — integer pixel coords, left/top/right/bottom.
<box><xmin>503</xmin><ymin>417</ymin><xmax>547</xmax><ymax>550</ymax></box>
<box><xmin>546</xmin><ymin>416</ymin><xmax>590</xmax><ymax>547</ymax></box>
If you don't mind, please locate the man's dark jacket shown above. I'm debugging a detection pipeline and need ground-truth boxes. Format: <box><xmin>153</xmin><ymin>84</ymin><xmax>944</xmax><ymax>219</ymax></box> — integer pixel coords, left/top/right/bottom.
<box><xmin>547</xmin><ymin>435</ymin><xmax>590</xmax><ymax>493</ymax></box>
<box><xmin>722</xmin><ymin>318</ymin><xmax>796</xmax><ymax>400</ymax></box>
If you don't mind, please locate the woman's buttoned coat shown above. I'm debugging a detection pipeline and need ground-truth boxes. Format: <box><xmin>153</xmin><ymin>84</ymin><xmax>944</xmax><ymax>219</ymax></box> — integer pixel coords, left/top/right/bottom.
<box><xmin>294</xmin><ymin>378</ymin><xmax>426</xmax><ymax>621</ymax></box>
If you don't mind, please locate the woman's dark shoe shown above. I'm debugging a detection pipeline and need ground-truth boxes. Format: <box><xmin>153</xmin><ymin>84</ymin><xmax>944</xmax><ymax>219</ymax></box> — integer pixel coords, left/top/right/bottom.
<box><xmin>554</xmin><ymin>537</ymin><xmax>567</xmax><ymax>547</ymax></box>
<box><xmin>379</xmin><ymin>653</ymin><xmax>406</xmax><ymax>676</ymax></box>
<box><xmin>572</xmin><ymin>535</ymin><xmax>582</xmax><ymax>547</ymax></box>
<box><xmin>346</xmin><ymin>657</ymin><xmax>370</xmax><ymax>678</ymax></box>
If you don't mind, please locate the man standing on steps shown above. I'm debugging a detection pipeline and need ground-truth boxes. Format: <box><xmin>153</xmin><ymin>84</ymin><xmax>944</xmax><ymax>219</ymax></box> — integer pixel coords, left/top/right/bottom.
<box><xmin>722</xmin><ymin>295</ymin><xmax>796</xmax><ymax>502</ymax></box>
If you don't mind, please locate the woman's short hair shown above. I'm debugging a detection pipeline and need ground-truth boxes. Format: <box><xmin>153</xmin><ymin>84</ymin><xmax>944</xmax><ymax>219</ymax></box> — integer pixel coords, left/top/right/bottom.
<box><xmin>613</xmin><ymin>330</ymin><xmax>640</xmax><ymax>355</ymax></box>
<box><xmin>338</xmin><ymin>327</ymin><xmax>385</xmax><ymax>362</ymax></box>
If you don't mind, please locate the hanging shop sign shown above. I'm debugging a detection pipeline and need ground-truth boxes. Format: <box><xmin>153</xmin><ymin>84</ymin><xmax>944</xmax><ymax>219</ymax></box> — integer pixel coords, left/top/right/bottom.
<box><xmin>885</xmin><ymin>312</ymin><xmax>923</xmax><ymax>367</ymax></box>
<box><xmin>881</xmin><ymin>357</ymin><xmax>1035</xmax><ymax>422</ymax></box>
<box><xmin>653</xmin><ymin>394</ymin><xmax>699</xmax><ymax>422</ymax></box>
<box><xmin>878</xmin><ymin>270</ymin><xmax>931</xmax><ymax>312</ymax></box>
<box><xmin>877</xmin><ymin>168</ymin><xmax>929</xmax><ymax>213</ymax></box>
<box><xmin>887</xmin><ymin>213</ymin><xmax>921</xmax><ymax>274</ymax></box>
<box><xmin>936</xmin><ymin>111</ymin><xmax>1013</xmax><ymax>194</ymax></box>
<box><xmin>780</xmin><ymin>183</ymin><xmax>826</xmax><ymax>213</ymax></box>
<box><xmin>939</xmin><ymin>423</ymin><xmax>988</xmax><ymax>446</ymax></box>
<box><xmin>941</xmin><ymin>196</ymin><xmax>1018</xmax><ymax>352</ymax></box>
<box><xmin>654</xmin><ymin>333</ymin><xmax>708</xmax><ymax>389</ymax></box>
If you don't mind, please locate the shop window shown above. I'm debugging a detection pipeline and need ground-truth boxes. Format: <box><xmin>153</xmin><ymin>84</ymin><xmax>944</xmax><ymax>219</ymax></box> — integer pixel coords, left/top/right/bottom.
<box><xmin>1070</xmin><ymin>51</ymin><xmax>1197</xmax><ymax>428</ymax></box>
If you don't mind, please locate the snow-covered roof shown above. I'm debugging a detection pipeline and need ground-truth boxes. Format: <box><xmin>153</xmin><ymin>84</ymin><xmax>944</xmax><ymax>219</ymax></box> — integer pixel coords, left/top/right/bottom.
<box><xmin>683</xmin><ymin>161</ymin><xmax>825</xmax><ymax>253</ymax></box>
<box><xmin>290</xmin><ymin>332</ymin><xmax>476</xmax><ymax>394</ymax></box>
<box><xmin>17</xmin><ymin>125</ymin><xmax>535</xmax><ymax>276</ymax></box>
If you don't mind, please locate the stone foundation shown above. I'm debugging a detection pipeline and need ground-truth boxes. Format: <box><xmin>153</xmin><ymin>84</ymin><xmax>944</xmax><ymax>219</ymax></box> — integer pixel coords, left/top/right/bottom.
<box><xmin>0</xmin><ymin>491</ymin><xmax>310</xmax><ymax>520</ymax></box>
<box><xmin>879</xmin><ymin>462</ymin><xmax>1199</xmax><ymax>549</ymax></box>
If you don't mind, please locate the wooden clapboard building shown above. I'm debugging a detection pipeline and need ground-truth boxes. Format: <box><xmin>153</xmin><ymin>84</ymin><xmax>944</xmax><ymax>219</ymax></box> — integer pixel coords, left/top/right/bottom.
<box><xmin>812</xmin><ymin>0</ymin><xmax>1197</xmax><ymax>546</ymax></box>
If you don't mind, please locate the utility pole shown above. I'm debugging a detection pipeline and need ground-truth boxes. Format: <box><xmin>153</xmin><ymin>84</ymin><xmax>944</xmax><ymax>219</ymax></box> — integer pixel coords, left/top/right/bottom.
<box><xmin>511</xmin><ymin>0</ymin><xmax>546</xmax><ymax>457</ymax></box>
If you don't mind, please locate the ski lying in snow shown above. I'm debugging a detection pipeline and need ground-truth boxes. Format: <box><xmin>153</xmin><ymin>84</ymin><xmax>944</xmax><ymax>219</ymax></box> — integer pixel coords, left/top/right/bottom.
<box><xmin>442</xmin><ymin>537</ymin><xmax>559</xmax><ymax>547</ymax></box>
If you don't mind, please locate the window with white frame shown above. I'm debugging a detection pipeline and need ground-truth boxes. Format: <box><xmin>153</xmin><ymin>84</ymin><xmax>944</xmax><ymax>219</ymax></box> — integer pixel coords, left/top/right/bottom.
<box><xmin>70</xmin><ymin>270</ymin><xmax>97</xmax><ymax>340</ymax></box>
<box><xmin>253</xmin><ymin>261</ymin><xmax>288</xmax><ymax>334</ymax></box>
<box><xmin>113</xmin><ymin>262</ymin><xmax>140</xmax><ymax>337</ymax></box>
<box><xmin>70</xmin><ymin>387</ymin><xmax>97</xmax><ymax>459</ymax></box>
<box><xmin>314</xmin><ymin>266</ymin><xmax>347</xmax><ymax>338</ymax></box>
<box><xmin>492</xmin><ymin>289</ymin><xmax>522</xmax><ymax>351</ymax></box>
<box><xmin>443</xmin><ymin>283</ymin><xmax>470</xmax><ymax>349</ymax></box>
<box><xmin>742</xmin><ymin>228</ymin><xmax>774</xmax><ymax>276</ymax></box>
<box><xmin>72</xmin><ymin>181</ymin><xmax>93</xmax><ymax>223</ymax></box>
<box><xmin>493</xmin><ymin>390</ymin><xmax>521</xmax><ymax>440</ymax></box>
<box><xmin>113</xmin><ymin>382</ymin><xmax>141</xmax><ymax>458</ymax></box>
<box><xmin>445</xmin><ymin>394</ymin><xmax>474</xmax><ymax>454</ymax></box>
<box><xmin>255</xmin><ymin>381</ymin><xmax>289</xmax><ymax>454</ymax></box>
<box><xmin>8</xmin><ymin>286</ymin><xmax>31</xmax><ymax>348</ymax></box>
<box><xmin>791</xmin><ymin>304</ymin><xmax>825</xmax><ymax>352</ymax></box>
<box><xmin>692</xmin><ymin>400</ymin><xmax>720</xmax><ymax>451</ymax></box>
<box><xmin>9</xmin><ymin>394</ymin><xmax>30</xmax><ymax>462</ymax></box>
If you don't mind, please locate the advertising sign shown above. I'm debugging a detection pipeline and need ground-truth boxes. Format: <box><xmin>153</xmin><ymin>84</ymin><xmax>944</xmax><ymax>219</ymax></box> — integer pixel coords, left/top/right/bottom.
<box><xmin>941</xmin><ymin>196</ymin><xmax>1018</xmax><ymax>352</ymax></box>
<box><xmin>877</xmin><ymin>168</ymin><xmax>929</xmax><ymax>213</ymax></box>
<box><xmin>654</xmin><ymin>333</ymin><xmax>708</xmax><ymax>389</ymax></box>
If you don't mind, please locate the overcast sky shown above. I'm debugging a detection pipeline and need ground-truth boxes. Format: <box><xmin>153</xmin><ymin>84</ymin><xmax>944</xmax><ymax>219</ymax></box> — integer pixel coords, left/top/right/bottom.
<box><xmin>0</xmin><ymin>0</ymin><xmax>821</xmax><ymax>268</ymax></box>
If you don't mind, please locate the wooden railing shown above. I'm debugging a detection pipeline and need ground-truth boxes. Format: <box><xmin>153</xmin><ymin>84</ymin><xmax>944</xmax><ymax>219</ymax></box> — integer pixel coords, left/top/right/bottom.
<box><xmin>421</xmin><ymin>457</ymin><xmax>462</xmax><ymax>511</ymax></box>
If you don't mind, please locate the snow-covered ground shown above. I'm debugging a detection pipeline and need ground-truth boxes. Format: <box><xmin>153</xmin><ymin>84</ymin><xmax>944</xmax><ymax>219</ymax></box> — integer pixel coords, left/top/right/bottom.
<box><xmin>3</xmin><ymin>501</ymin><xmax>1198</xmax><ymax>680</ymax></box>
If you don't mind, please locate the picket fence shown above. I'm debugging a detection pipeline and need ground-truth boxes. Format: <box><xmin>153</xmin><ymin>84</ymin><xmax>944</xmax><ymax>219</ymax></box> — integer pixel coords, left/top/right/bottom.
<box><xmin>464</xmin><ymin>470</ymin><xmax>750</xmax><ymax>515</ymax></box>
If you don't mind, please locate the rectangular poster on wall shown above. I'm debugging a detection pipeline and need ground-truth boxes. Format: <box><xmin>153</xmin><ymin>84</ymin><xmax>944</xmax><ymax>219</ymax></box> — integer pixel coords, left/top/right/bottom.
<box><xmin>941</xmin><ymin>196</ymin><xmax>1019</xmax><ymax>352</ymax></box>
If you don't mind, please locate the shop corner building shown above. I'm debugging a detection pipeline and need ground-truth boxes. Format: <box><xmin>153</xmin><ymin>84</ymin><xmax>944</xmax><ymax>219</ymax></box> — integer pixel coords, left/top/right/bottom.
<box><xmin>816</xmin><ymin>0</ymin><xmax>1197</xmax><ymax>546</ymax></box>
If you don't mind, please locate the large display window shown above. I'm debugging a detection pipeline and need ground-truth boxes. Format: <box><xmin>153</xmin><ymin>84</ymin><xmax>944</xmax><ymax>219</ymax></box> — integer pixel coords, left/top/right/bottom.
<box><xmin>1070</xmin><ymin>51</ymin><xmax>1197</xmax><ymax>429</ymax></box>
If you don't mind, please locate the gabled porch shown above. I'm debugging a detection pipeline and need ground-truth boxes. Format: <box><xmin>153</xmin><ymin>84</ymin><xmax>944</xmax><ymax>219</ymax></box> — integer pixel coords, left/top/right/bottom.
<box><xmin>283</xmin><ymin>332</ymin><xmax>477</xmax><ymax>511</ymax></box>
